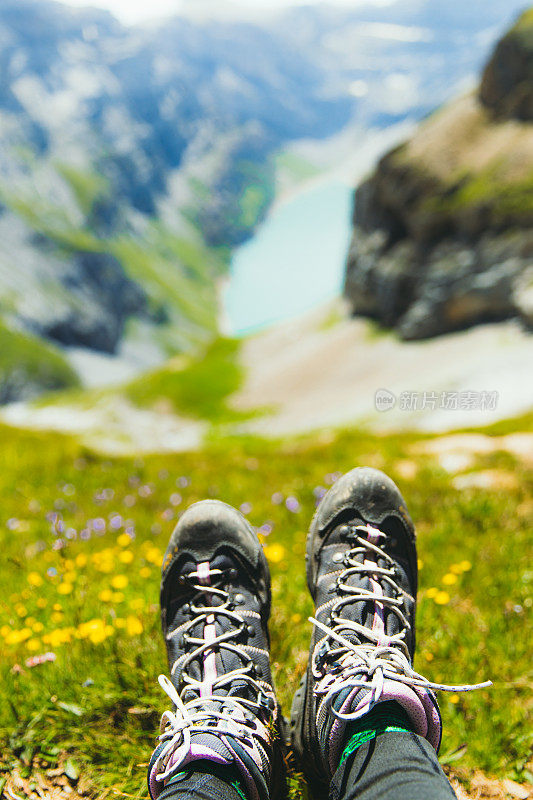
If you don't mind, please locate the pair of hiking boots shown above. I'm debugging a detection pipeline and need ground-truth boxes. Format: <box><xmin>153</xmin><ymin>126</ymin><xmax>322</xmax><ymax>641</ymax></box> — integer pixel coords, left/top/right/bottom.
<box><xmin>147</xmin><ymin>467</ymin><xmax>482</xmax><ymax>800</ymax></box>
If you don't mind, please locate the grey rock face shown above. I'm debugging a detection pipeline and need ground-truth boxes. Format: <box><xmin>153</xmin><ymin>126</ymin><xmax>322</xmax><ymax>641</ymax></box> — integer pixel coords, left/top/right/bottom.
<box><xmin>38</xmin><ymin>251</ymin><xmax>149</xmax><ymax>353</ymax></box>
<box><xmin>345</xmin><ymin>226</ymin><xmax>533</xmax><ymax>339</ymax></box>
<box><xmin>479</xmin><ymin>12</ymin><xmax>533</xmax><ymax>121</ymax></box>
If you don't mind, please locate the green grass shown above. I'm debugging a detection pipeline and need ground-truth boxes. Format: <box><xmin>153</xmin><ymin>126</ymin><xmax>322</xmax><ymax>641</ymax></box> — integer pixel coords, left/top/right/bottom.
<box><xmin>125</xmin><ymin>337</ymin><xmax>249</xmax><ymax>423</ymax></box>
<box><xmin>0</xmin><ymin>322</ymin><xmax>80</xmax><ymax>401</ymax></box>
<box><xmin>423</xmin><ymin>165</ymin><xmax>533</xmax><ymax>223</ymax></box>
<box><xmin>0</xmin><ymin>414</ymin><xmax>531</xmax><ymax>796</ymax></box>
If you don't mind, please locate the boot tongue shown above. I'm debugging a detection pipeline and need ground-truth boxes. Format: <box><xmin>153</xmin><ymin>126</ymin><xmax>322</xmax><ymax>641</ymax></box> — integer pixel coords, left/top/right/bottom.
<box><xmin>337</xmin><ymin>527</ymin><xmax>405</xmax><ymax>648</ymax></box>
<box><xmin>180</xmin><ymin>554</ymin><xmax>259</xmax><ymax>707</ymax></box>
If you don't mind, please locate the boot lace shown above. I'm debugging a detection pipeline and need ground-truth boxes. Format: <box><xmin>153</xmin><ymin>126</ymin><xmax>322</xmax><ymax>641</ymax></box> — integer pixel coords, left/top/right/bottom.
<box><xmin>310</xmin><ymin>523</ymin><xmax>491</xmax><ymax>721</ymax></box>
<box><xmin>154</xmin><ymin>565</ymin><xmax>274</xmax><ymax>784</ymax></box>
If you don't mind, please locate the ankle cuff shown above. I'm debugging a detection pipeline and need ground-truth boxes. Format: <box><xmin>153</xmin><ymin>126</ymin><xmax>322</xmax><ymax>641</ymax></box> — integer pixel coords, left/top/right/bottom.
<box><xmin>339</xmin><ymin>701</ymin><xmax>414</xmax><ymax>766</ymax></box>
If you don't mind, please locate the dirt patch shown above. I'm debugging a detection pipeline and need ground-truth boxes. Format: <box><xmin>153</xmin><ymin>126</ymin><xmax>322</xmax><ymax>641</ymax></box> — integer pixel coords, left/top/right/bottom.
<box><xmin>3</xmin><ymin>755</ymin><xmax>95</xmax><ymax>800</ymax></box>
<box><xmin>452</xmin><ymin>470</ymin><xmax>519</xmax><ymax>490</ymax></box>
<box><xmin>412</xmin><ymin>432</ymin><xmax>533</xmax><ymax>473</ymax></box>
<box><xmin>1</xmin><ymin>397</ymin><xmax>205</xmax><ymax>456</ymax></box>
<box><xmin>448</xmin><ymin>770</ymin><xmax>532</xmax><ymax>800</ymax></box>
<box><xmin>233</xmin><ymin>305</ymin><xmax>533</xmax><ymax>438</ymax></box>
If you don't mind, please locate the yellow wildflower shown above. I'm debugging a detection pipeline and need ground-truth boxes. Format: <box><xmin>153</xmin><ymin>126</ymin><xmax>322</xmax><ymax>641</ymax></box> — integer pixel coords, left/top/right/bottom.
<box><xmin>111</xmin><ymin>575</ymin><xmax>128</xmax><ymax>590</ymax></box>
<box><xmin>26</xmin><ymin>638</ymin><xmax>41</xmax><ymax>651</ymax></box>
<box><xmin>32</xmin><ymin>622</ymin><xmax>44</xmax><ymax>633</ymax></box>
<box><xmin>99</xmin><ymin>589</ymin><xmax>113</xmax><ymax>602</ymax></box>
<box><xmin>112</xmin><ymin>592</ymin><xmax>125</xmax><ymax>603</ymax></box>
<box><xmin>145</xmin><ymin>547</ymin><xmax>162</xmax><ymax>566</ymax></box>
<box><xmin>57</xmin><ymin>582</ymin><xmax>73</xmax><ymax>595</ymax></box>
<box><xmin>15</xmin><ymin>604</ymin><xmax>27</xmax><ymax>618</ymax></box>
<box><xmin>129</xmin><ymin>598</ymin><xmax>145</xmax><ymax>611</ymax></box>
<box><xmin>5</xmin><ymin>628</ymin><xmax>32</xmax><ymax>645</ymax></box>
<box><xmin>37</xmin><ymin>598</ymin><xmax>47</xmax><ymax>609</ymax></box>
<box><xmin>263</xmin><ymin>543</ymin><xmax>286</xmax><ymax>564</ymax></box>
<box><xmin>117</xmin><ymin>533</ymin><xmax>131</xmax><ymax>547</ymax></box>
<box><xmin>460</xmin><ymin>560</ymin><xmax>472</xmax><ymax>572</ymax></box>
<box><xmin>119</xmin><ymin>550</ymin><xmax>134</xmax><ymax>564</ymax></box>
<box><xmin>434</xmin><ymin>591</ymin><xmax>450</xmax><ymax>605</ymax></box>
<box><xmin>77</xmin><ymin>618</ymin><xmax>111</xmax><ymax>645</ymax></box>
<box><xmin>139</xmin><ymin>567</ymin><xmax>151</xmax><ymax>579</ymax></box>
<box><xmin>27</xmin><ymin>572</ymin><xmax>43</xmax><ymax>587</ymax></box>
<box><xmin>442</xmin><ymin>573</ymin><xmax>457</xmax><ymax>586</ymax></box>
<box><xmin>426</xmin><ymin>588</ymin><xmax>438</xmax><ymax>598</ymax></box>
<box><xmin>449</xmin><ymin>694</ymin><xmax>459</xmax><ymax>704</ymax></box>
<box><xmin>75</xmin><ymin>553</ymin><xmax>88</xmax><ymax>567</ymax></box>
<box><xmin>126</xmin><ymin>616</ymin><xmax>143</xmax><ymax>636</ymax></box>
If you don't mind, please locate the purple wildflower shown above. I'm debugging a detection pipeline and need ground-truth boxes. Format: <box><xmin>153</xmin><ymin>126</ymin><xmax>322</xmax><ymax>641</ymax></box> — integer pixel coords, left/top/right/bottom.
<box><xmin>285</xmin><ymin>496</ymin><xmax>300</xmax><ymax>513</ymax></box>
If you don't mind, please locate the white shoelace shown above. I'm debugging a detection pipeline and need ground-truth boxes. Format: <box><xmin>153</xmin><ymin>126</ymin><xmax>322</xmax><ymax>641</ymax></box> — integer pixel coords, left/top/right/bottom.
<box><xmin>310</xmin><ymin>524</ymin><xmax>491</xmax><ymax>722</ymax></box>
<box><xmin>154</xmin><ymin>568</ymin><xmax>272</xmax><ymax>783</ymax></box>
<box><xmin>310</xmin><ymin>616</ymin><xmax>492</xmax><ymax>721</ymax></box>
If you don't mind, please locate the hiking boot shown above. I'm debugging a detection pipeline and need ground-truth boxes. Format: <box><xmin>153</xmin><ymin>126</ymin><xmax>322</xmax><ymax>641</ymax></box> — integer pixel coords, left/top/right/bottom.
<box><xmin>290</xmin><ymin>467</ymin><xmax>488</xmax><ymax>795</ymax></box>
<box><xmin>148</xmin><ymin>500</ymin><xmax>286</xmax><ymax>800</ymax></box>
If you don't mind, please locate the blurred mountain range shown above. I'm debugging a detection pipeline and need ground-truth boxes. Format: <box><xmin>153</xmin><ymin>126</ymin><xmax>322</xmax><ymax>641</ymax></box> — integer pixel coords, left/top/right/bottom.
<box><xmin>0</xmin><ymin>0</ymin><xmax>524</xmax><ymax>400</ymax></box>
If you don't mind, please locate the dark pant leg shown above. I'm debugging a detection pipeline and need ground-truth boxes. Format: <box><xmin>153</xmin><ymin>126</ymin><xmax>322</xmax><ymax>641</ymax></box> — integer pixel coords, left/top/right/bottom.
<box><xmin>158</xmin><ymin>769</ymin><xmax>245</xmax><ymax>800</ymax></box>
<box><xmin>330</xmin><ymin>732</ymin><xmax>457</xmax><ymax>800</ymax></box>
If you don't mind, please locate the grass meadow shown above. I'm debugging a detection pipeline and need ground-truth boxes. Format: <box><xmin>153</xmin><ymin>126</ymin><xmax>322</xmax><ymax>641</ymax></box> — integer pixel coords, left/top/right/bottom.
<box><xmin>0</xmin><ymin>414</ymin><xmax>531</xmax><ymax>798</ymax></box>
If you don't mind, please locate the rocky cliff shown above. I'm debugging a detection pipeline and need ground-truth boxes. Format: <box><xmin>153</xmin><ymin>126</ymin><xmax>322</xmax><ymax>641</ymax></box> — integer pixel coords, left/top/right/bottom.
<box><xmin>344</xmin><ymin>9</ymin><xmax>533</xmax><ymax>339</ymax></box>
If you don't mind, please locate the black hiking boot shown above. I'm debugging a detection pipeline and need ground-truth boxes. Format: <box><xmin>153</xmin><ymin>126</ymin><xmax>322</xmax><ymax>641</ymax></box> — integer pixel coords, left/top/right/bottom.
<box><xmin>148</xmin><ymin>500</ymin><xmax>286</xmax><ymax>800</ymax></box>
<box><xmin>290</xmin><ymin>467</ymin><xmax>489</xmax><ymax>797</ymax></box>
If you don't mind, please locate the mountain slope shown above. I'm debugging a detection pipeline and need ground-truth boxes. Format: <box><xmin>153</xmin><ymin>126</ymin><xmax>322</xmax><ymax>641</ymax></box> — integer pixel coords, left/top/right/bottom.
<box><xmin>0</xmin><ymin>0</ymin><xmax>526</xmax><ymax>400</ymax></box>
<box><xmin>344</xmin><ymin>8</ymin><xmax>533</xmax><ymax>339</ymax></box>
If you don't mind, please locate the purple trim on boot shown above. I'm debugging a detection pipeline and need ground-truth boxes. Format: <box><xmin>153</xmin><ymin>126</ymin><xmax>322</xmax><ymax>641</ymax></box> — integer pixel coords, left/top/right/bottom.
<box><xmin>327</xmin><ymin>680</ymin><xmax>442</xmax><ymax>772</ymax></box>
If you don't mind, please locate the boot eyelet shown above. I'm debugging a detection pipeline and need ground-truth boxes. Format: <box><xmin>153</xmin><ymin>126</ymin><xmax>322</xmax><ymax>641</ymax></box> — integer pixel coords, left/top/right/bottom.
<box><xmin>234</xmin><ymin>593</ymin><xmax>245</xmax><ymax>605</ymax></box>
<box><xmin>247</xmin><ymin>625</ymin><xmax>255</xmax><ymax>637</ymax></box>
<box><xmin>332</xmin><ymin>552</ymin><xmax>344</xmax><ymax>564</ymax></box>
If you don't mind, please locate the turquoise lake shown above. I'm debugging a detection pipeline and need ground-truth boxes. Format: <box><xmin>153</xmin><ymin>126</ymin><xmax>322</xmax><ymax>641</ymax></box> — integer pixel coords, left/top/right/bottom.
<box><xmin>223</xmin><ymin>178</ymin><xmax>354</xmax><ymax>335</ymax></box>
